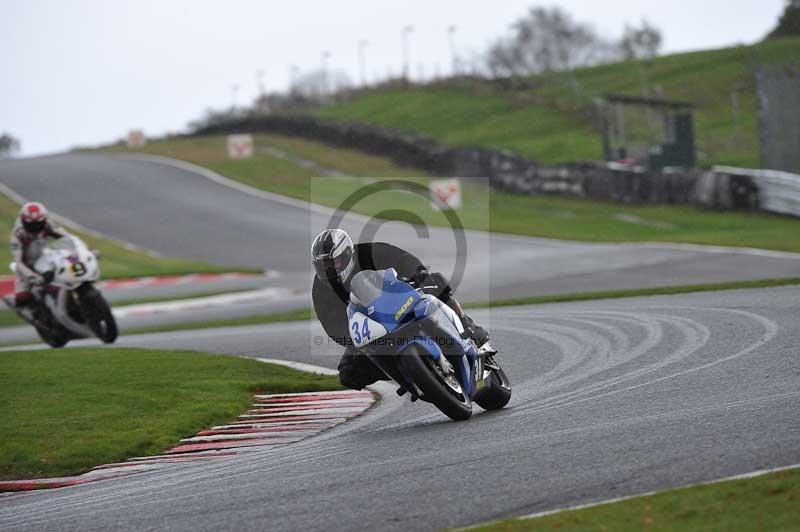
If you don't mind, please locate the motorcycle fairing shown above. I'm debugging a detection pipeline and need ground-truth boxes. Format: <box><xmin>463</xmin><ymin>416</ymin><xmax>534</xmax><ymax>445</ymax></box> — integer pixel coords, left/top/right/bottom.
<box><xmin>347</xmin><ymin>268</ymin><xmax>421</xmax><ymax>334</ymax></box>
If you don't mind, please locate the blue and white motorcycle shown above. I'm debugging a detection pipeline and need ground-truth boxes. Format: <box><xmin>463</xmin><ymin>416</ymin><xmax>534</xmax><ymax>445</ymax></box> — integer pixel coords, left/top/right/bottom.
<box><xmin>347</xmin><ymin>268</ymin><xmax>511</xmax><ymax>421</ymax></box>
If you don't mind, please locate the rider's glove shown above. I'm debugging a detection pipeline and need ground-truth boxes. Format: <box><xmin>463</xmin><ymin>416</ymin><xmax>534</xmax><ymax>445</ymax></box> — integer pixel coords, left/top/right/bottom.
<box><xmin>412</xmin><ymin>266</ymin><xmax>430</xmax><ymax>287</ymax></box>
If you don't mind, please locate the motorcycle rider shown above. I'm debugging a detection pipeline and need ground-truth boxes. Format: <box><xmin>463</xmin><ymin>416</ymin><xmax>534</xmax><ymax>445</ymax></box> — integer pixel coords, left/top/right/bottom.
<box><xmin>311</xmin><ymin>228</ymin><xmax>490</xmax><ymax>390</ymax></box>
<box><xmin>9</xmin><ymin>202</ymin><xmax>65</xmax><ymax>315</ymax></box>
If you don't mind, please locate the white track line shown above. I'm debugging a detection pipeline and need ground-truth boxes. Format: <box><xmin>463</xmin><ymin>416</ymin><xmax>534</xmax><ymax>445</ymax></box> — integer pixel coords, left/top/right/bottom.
<box><xmin>112</xmin><ymin>153</ymin><xmax>800</xmax><ymax>261</ymax></box>
<box><xmin>112</xmin><ymin>153</ymin><xmax>345</xmax><ymax>218</ymax></box>
<box><xmin>257</xmin><ymin>358</ymin><xmax>339</xmax><ymax>376</ymax></box>
<box><xmin>112</xmin><ymin>287</ymin><xmax>295</xmax><ymax>317</ymax></box>
<box><xmin>0</xmin><ymin>182</ymin><xmax>163</xmax><ymax>257</ymax></box>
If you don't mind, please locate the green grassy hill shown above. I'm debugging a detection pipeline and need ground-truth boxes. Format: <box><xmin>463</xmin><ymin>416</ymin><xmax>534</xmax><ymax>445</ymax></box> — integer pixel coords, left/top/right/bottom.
<box><xmin>316</xmin><ymin>37</ymin><xmax>800</xmax><ymax>168</ymax></box>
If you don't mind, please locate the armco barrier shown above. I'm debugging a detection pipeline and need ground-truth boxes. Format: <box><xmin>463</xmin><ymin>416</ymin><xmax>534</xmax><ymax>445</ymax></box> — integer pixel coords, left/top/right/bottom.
<box><xmin>191</xmin><ymin>115</ymin><xmax>795</xmax><ymax>216</ymax></box>
<box><xmin>713</xmin><ymin>166</ymin><xmax>800</xmax><ymax>217</ymax></box>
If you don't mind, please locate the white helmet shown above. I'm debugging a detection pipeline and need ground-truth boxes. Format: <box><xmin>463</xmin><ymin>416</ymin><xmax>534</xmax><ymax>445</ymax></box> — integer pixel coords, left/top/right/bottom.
<box><xmin>311</xmin><ymin>229</ymin><xmax>355</xmax><ymax>286</ymax></box>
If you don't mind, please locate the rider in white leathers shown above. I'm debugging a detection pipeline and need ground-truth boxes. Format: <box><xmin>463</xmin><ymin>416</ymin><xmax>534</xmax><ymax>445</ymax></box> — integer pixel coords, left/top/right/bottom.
<box><xmin>9</xmin><ymin>202</ymin><xmax>65</xmax><ymax>309</ymax></box>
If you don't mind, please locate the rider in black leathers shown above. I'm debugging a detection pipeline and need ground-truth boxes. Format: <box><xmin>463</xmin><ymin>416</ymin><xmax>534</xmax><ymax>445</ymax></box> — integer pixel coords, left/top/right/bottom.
<box><xmin>311</xmin><ymin>229</ymin><xmax>488</xmax><ymax>390</ymax></box>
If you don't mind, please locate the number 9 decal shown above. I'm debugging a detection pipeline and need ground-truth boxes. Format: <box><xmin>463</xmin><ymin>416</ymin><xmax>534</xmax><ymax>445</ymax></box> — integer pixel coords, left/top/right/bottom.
<box><xmin>71</xmin><ymin>262</ymin><xmax>87</xmax><ymax>277</ymax></box>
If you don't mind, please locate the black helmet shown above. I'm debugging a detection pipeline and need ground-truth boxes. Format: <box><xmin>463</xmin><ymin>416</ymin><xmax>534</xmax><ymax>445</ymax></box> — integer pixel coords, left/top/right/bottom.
<box><xmin>311</xmin><ymin>229</ymin><xmax>355</xmax><ymax>286</ymax></box>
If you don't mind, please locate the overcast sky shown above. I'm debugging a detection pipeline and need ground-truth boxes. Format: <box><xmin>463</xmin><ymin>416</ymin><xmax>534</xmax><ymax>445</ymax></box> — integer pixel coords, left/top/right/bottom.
<box><xmin>1</xmin><ymin>0</ymin><xmax>787</xmax><ymax>156</ymax></box>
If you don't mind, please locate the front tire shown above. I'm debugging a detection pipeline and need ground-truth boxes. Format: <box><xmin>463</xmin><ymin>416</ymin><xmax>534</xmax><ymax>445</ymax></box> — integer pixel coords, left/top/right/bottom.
<box><xmin>398</xmin><ymin>346</ymin><xmax>473</xmax><ymax>421</ymax></box>
<box><xmin>78</xmin><ymin>284</ymin><xmax>118</xmax><ymax>343</ymax></box>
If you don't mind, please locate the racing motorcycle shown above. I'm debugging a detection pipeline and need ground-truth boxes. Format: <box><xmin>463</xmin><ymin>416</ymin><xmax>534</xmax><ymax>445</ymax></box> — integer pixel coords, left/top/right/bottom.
<box><xmin>2</xmin><ymin>234</ymin><xmax>118</xmax><ymax>348</ymax></box>
<box><xmin>347</xmin><ymin>268</ymin><xmax>511</xmax><ymax>421</ymax></box>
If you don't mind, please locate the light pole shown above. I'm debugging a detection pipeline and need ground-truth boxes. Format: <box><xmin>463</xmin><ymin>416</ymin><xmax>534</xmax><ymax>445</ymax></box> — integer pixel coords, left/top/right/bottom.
<box><xmin>321</xmin><ymin>50</ymin><xmax>331</xmax><ymax>97</ymax></box>
<box><xmin>448</xmin><ymin>25</ymin><xmax>458</xmax><ymax>76</ymax></box>
<box><xmin>358</xmin><ymin>40</ymin><xmax>369</xmax><ymax>87</ymax></box>
<box><xmin>256</xmin><ymin>69</ymin><xmax>266</xmax><ymax>97</ymax></box>
<box><xmin>289</xmin><ymin>65</ymin><xmax>299</xmax><ymax>93</ymax></box>
<box><xmin>230</xmin><ymin>84</ymin><xmax>239</xmax><ymax>110</ymax></box>
<box><xmin>402</xmin><ymin>25</ymin><xmax>414</xmax><ymax>82</ymax></box>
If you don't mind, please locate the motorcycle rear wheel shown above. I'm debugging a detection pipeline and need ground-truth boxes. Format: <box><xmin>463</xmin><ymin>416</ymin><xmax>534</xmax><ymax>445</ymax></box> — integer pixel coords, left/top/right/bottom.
<box><xmin>473</xmin><ymin>359</ymin><xmax>512</xmax><ymax>411</ymax></box>
<box><xmin>34</xmin><ymin>324</ymin><xmax>69</xmax><ymax>348</ymax></box>
<box><xmin>398</xmin><ymin>345</ymin><xmax>472</xmax><ymax>421</ymax></box>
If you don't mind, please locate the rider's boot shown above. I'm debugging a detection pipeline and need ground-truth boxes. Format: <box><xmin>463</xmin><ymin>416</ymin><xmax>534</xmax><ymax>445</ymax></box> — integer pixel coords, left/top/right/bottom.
<box><xmin>445</xmin><ymin>296</ymin><xmax>491</xmax><ymax>350</ymax></box>
<box><xmin>461</xmin><ymin>312</ymin><xmax>490</xmax><ymax>349</ymax></box>
<box><xmin>13</xmin><ymin>292</ymin><xmax>36</xmax><ymax>321</ymax></box>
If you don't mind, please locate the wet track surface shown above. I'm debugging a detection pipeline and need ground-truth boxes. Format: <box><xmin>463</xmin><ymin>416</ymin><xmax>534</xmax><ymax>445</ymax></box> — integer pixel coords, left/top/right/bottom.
<box><xmin>1</xmin><ymin>153</ymin><xmax>799</xmax><ymax>529</ymax></box>
<box><xmin>1</xmin><ymin>287</ymin><xmax>798</xmax><ymax>531</ymax></box>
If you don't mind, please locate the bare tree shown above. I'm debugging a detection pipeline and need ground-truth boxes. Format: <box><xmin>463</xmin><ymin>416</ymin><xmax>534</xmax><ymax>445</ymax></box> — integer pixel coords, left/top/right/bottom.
<box><xmin>485</xmin><ymin>7</ymin><xmax>616</xmax><ymax>78</ymax></box>
<box><xmin>620</xmin><ymin>20</ymin><xmax>663</xmax><ymax>60</ymax></box>
<box><xmin>186</xmin><ymin>108</ymin><xmax>242</xmax><ymax>132</ymax></box>
<box><xmin>0</xmin><ymin>133</ymin><xmax>20</xmax><ymax>158</ymax></box>
<box><xmin>292</xmin><ymin>69</ymin><xmax>352</xmax><ymax>102</ymax></box>
<box><xmin>487</xmin><ymin>37</ymin><xmax>525</xmax><ymax>78</ymax></box>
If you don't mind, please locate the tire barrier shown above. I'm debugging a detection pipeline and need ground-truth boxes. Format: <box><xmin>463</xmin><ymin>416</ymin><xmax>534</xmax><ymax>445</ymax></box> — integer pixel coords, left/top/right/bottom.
<box><xmin>712</xmin><ymin>166</ymin><xmax>800</xmax><ymax>216</ymax></box>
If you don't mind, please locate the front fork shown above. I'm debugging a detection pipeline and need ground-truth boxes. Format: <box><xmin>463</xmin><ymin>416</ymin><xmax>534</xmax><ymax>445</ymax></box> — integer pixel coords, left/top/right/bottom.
<box><xmin>470</xmin><ymin>343</ymin><xmax>499</xmax><ymax>396</ymax></box>
<box><xmin>366</xmin><ymin>353</ymin><xmax>422</xmax><ymax>401</ymax></box>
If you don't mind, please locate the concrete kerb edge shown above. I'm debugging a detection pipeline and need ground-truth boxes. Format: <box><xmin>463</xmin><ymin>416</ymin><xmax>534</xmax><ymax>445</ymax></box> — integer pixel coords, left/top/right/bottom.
<box><xmin>0</xmin><ymin>356</ymin><xmax>374</xmax><ymax>493</ymax></box>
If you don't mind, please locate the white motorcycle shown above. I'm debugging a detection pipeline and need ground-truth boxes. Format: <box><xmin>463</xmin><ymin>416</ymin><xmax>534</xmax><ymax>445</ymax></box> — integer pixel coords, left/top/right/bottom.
<box><xmin>2</xmin><ymin>234</ymin><xmax>118</xmax><ymax>347</ymax></box>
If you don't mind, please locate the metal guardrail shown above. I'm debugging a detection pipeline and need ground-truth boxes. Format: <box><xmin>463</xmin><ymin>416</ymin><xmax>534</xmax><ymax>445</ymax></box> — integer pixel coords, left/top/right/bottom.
<box><xmin>713</xmin><ymin>166</ymin><xmax>800</xmax><ymax>217</ymax></box>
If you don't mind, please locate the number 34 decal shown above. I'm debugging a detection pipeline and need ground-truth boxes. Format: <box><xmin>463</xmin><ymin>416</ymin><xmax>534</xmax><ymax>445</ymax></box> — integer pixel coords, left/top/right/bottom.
<box><xmin>349</xmin><ymin>312</ymin><xmax>387</xmax><ymax>347</ymax></box>
<box><xmin>351</xmin><ymin>317</ymin><xmax>372</xmax><ymax>345</ymax></box>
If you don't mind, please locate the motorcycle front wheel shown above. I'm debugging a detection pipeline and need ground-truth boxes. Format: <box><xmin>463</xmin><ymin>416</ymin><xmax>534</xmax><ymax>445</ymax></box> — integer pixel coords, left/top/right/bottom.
<box><xmin>77</xmin><ymin>284</ymin><xmax>118</xmax><ymax>344</ymax></box>
<box><xmin>398</xmin><ymin>345</ymin><xmax>472</xmax><ymax>421</ymax></box>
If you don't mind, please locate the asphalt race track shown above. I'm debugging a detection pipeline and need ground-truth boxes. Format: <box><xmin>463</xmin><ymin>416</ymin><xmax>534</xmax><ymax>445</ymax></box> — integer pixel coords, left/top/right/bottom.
<box><xmin>1</xmin><ymin>154</ymin><xmax>799</xmax><ymax>530</ymax></box>
<box><xmin>1</xmin><ymin>287</ymin><xmax>799</xmax><ymax>531</ymax></box>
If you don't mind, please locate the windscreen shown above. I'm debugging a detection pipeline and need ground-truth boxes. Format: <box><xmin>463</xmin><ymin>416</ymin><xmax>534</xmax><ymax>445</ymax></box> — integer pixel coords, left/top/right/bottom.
<box><xmin>50</xmin><ymin>235</ymin><xmax>79</xmax><ymax>252</ymax></box>
<box><xmin>349</xmin><ymin>269</ymin><xmax>387</xmax><ymax>307</ymax></box>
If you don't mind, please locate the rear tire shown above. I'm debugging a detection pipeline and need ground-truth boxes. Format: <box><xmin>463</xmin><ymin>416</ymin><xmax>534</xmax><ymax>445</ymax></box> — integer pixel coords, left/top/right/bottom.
<box><xmin>34</xmin><ymin>325</ymin><xmax>69</xmax><ymax>348</ymax></box>
<box><xmin>398</xmin><ymin>346</ymin><xmax>472</xmax><ymax>421</ymax></box>
<box><xmin>474</xmin><ymin>359</ymin><xmax>512</xmax><ymax>411</ymax></box>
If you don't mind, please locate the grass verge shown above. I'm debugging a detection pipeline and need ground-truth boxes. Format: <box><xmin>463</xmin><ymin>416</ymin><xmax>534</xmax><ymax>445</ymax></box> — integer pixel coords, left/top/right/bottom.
<box><xmin>0</xmin><ymin>189</ymin><xmax>247</xmax><ymax>279</ymax></box>
<box><xmin>113</xmin><ymin>277</ymin><xmax>800</xmax><ymax>337</ymax></box>
<box><xmin>0</xmin><ymin>347</ymin><xmax>341</xmax><ymax>480</ymax></box>
<box><xmin>100</xmin><ymin>135</ymin><xmax>800</xmax><ymax>254</ymax></box>
<box><xmin>466</xmin><ymin>467</ymin><xmax>800</xmax><ymax>531</ymax></box>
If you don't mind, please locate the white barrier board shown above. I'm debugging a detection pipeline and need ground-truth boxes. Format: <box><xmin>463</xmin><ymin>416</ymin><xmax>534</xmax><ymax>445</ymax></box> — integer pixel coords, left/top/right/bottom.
<box><xmin>227</xmin><ymin>134</ymin><xmax>254</xmax><ymax>159</ymax></box>
<box><xmin>429</xmin><ymin>178</ymin><xmax>462</xmax><ymax>210</ymax></box>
